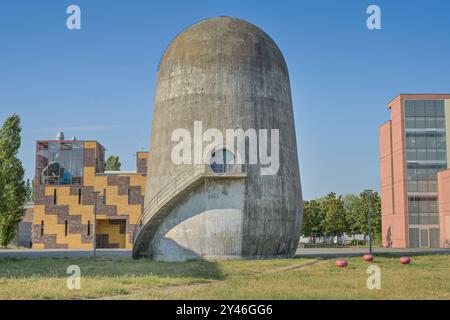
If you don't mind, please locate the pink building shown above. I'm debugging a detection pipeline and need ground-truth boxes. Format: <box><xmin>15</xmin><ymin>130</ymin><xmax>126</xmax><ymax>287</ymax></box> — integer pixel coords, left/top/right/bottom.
<box><xmin>380</xmin><ymin>94</ymin><xmax>450</xmax><ymax>248</ymax></box>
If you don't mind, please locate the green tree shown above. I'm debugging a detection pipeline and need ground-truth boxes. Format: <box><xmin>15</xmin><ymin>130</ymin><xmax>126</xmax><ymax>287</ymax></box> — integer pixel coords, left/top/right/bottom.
<box><xmin>301</xmin><ymin>199</ymin><xmax>324</xmax><ymax>243</ymax></box>
<box><xmin>320</xmin><ymin>193</ymin><xmax>347</xmax><ymax>240</ymax></box>
<box><xmin>0</xmin><ymin>114</ymin><xmax>27</xmax><ymax>247</ymax></box>
<box><xmin>354</xmin><ymin>190</ymin><xmax>381</xmax><ymax>243</ymax></box>
<box><xmin>105</xmin><ymin>155</ymin><xmax>121</xmax><ymax>171</ymax></box>
<box><xmin>25</xmin><ymin>178</ymin><xmax>33</xmax><ymax>202</ymax></box>
<box><xmin>342</xmin><ymin>193</ymin><xmax>360</xmax><ymax>236</ymax></box>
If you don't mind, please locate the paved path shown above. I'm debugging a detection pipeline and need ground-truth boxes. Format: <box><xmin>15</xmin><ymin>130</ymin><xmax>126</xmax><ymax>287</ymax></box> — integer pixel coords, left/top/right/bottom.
<box><xmin>0</xmin><ymin>249</ymin><xmax>131</xmax><ymax>259</ymax></box>
<box><xmin>0</xmin><ymin>247</ymin><xmax>449</xmax><ymax>259</ymax></box>
<box><xmin>295</xmin><ymin>247</ymin><xmax>450</xmax><ymax>258</ymax></box>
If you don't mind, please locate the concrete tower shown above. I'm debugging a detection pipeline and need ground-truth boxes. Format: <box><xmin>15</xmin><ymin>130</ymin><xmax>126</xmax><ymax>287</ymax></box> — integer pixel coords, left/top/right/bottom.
<box><xmin>133</xmin><ymin>17</ymin><xmax>303</xmax><ymax>261</ymax></box>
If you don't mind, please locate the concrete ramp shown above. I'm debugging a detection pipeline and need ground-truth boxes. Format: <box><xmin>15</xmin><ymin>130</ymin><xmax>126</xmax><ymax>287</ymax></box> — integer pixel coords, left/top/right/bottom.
<box><xmin>132</xmin><ymin>165</ymin><xmax>246</xmax><ymax>259</ymax></box>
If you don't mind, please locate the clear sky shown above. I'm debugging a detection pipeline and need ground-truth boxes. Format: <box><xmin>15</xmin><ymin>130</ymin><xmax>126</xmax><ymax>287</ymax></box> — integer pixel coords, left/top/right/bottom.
<box><xmin>1</xmin><ymin>0</ymin><xmax>450</xmax><ymax>200</ymax></box>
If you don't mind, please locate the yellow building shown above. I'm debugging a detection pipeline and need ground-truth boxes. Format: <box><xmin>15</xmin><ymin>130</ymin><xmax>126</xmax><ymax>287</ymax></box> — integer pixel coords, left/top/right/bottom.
<box><xmin>32</xmin><ymin>136</ymin><xmax>148</xmax><ymax>249</ymax></box>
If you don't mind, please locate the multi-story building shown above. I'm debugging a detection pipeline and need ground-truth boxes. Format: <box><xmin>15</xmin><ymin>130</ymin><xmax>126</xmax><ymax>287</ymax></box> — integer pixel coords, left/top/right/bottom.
<box><xmin>32</xmin><ymin>133</ymin><xmax>148</xmax><ymax>249</ymax></box>
<box><xmin>380</xmin><ymin>94</ymin><xmax>450</xmax><ymax>248</ymax></box>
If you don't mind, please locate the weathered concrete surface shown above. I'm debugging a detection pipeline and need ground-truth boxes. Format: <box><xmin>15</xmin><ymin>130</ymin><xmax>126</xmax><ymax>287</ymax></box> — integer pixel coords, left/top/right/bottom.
<box><xmin>150</xmin><ymin>179</ymin><xmax>245</xmax><ymax>261</ymax></box>
<box><xmin>141</xmin><ymin>17</ymin><xmax>303</xmax><ymax>260</ymax></box>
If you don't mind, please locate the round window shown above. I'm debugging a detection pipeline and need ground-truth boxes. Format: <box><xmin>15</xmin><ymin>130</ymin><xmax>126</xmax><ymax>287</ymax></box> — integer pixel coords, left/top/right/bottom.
<box><xmin>210</xmin><ymin>148</ymin><xmax>235</xmax><ymax>173</ymax></box>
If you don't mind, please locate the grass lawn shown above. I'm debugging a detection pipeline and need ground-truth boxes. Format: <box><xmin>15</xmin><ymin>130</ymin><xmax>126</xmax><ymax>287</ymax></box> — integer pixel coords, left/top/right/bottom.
<box><xmin>0</xmin><ymin>255</ymin><xmax>448</xmax><ymax>299</ymax></box>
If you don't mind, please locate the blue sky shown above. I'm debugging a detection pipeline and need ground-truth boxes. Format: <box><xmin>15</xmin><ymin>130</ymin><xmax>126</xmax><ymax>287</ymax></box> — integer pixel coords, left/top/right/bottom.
<box><xmin>1</xmin><ymin>0</ymin><xmax>450</xmax><ymax>200</ymax></box>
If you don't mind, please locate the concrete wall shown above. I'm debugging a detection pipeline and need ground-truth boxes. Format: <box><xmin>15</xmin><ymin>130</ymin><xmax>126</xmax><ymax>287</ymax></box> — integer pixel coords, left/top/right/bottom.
<box><xmin>380</xmin><ymin>96</ymin><xmax>408</xmax><ymax>248</ymax></box>
<box><xmin>144</xmin><ymin>17</ymin><xmax>302</xmax><ymax>260</ymax></box>
<box><xmin>380</xmin><ymin>120</ymin><xmax>395</xmax><ymax>247</ymax></box>
<box><xmin>150</xmin><ymin>179</ymin><xmax>245</xmax><ymax>261</ymax></box>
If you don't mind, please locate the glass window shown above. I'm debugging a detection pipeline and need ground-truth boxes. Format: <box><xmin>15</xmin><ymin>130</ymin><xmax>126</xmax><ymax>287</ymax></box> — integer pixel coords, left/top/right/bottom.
<box><xmin>435</xmin><ymin>101</ymin><xmax>445</xmax><ymax>116</ymax></box>
<box><xmin>426</xmin><ymin>117</ymin><xmax>436</xmax><ymax>128</ymax></box>
<box><xmin>405</xmin><ymin>101</ymin><xmax>415</xmax><ymax>116</ymax></box>
<box><xmin>409</xmin><ymin>228</ymin><xmax>420</xmax><ymax>247</ymax></box>
<box><xmin>409</xmin><ymin>215</ymin><xmax>419</xmax><ymax>225</ymax></box>
<box><xmin>425</xmin><ymin>100</ymin><xmax>436</xmax><ymax>117</ymax></box>
<box><xmin>428</xmin><ymin>200</ymin><xmax>438</xmax><ymax>213</ymax></box>
<box><xmin>418</xmin><ymin>180</ymin><xmax>428</xmax><ymax>192</ymax></box>
<box><xmin>417</xmin><ymin>168</ymin><xmax>427</xmax><ymax>179</ymax></box>
<box><xmin>428</xmin><ymin>180</ymin><xmax>437</xmax><ymax>192</ymax></box>
<box><xmin>416</xmin><ymin>149</ymin><xmax>427</xmax><ymax>161</ymax></box>
<box><xmin>405</xmin><ymin>117</ymin><xmax>415</xmax><ymax>128</ymax></box>
<box><xmin>429</xmin><ymin>215</ymin><xmax>440</xmax><ymax>225</ymax></box>
<box><xmin>39</xmin><ymin>141</ymin><xmax>84</xmax><ymax>185</ymax></box>
<box><xmin>420</xmin><ymin>229</ymin><xmax>429</xmax><ymax>246</ymax></box>
<box><xmin>414</xmin><ymin>101</ymin><xmax>426</xmax><ymax>116</ymax></box>
<box><xmin>408</xmin><ymin>181</ymin><xmax>418</xmax><ymax>192</ymax></box>
<box><xmin>407</xmin><ymin>150</ymin><xmax>416</xmax><ymax>160</ymax></box>
<box><xmin>210</xmin><ymin>148</ymin><xmax>236</xmax><ymax>173</ymax></box>
<box><xmin>415</xmin><ymin>117</ymin><xmax>426</xmax><ymax>128</ymax></box>
<box><xmin>426</xmin><ymin>135</ymin><xmax>436</xmax><ymax>148</ymax></box>
<box><xmin>436</xmin><ymin>117</ymin><xmax>445</xmax><ymax>129</ymax></box>
<box><xmin>426</xmin><ymin>149</ymin><xmax>436</xmax><ymax>161</ymax></box>
<box><xmin>430</xmin><ymin>228</ymin><xmax>440</xmax><ymax>247</ymax></box>
<box><xmin>406</xmin><ymin>135</ymin><xmax>416</xmax><ymax>148</ymax></box>
<box><xmin>436</xmin><ymin>135</ymin><xmax>446</xmax><ymax>148</ymax></box>
<box><xmin>37</xmin><ymin>143</ymin><xmax>49</xmax><ymax>184</ymax></box>
<box><xmin>437</xmin><ymin>150</ymin><xmax>446</xmax><ymax>161</ymax></box>
<box><xmin>408</xmin><ymin>198</ymin><xmax>419</xmax><ymax>213</ymax></box>
<box><xmin>419</xmin><ymin>199</ymin><xmax>428</xmax><ymax>212</ymax></box>
<box><xmin>416</xmin><ymin>135</ymin><xmax>426</xmax><ymax>148</ymax></box>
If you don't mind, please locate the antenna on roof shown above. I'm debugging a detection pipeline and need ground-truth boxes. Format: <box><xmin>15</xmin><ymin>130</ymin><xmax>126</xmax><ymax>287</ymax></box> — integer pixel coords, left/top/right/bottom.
<box><xmin>56</xmin><ymin>132</ymin><xmax>65</xmax><ymax>140</ymax></box>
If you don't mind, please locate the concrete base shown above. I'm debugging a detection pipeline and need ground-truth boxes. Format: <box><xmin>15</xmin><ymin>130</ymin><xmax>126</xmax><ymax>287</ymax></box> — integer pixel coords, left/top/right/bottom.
<box><xmin>150</xmin><ymin>179</ymin><xmax>246</xmax><ymax>262</ymax></box>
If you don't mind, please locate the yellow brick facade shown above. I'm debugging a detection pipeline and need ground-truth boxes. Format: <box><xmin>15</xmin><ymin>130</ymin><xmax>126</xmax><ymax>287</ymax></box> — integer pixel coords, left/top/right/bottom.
<box><xmin>32</xmin><ymin>140</ymin><xmax>148</xmax><ymax>249</ymax></box>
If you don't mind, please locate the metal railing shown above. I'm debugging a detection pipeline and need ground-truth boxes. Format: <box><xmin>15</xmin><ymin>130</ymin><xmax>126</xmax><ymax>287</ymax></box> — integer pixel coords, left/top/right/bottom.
<box><xmin>132</xmin><ymin>165</ymin><xmax>205</xmax><ymax>243</ymax></box>
<box><xmin>132</xmin><ymin>163</ymin><xmax>247</xmax><ymax>244</ymax></box>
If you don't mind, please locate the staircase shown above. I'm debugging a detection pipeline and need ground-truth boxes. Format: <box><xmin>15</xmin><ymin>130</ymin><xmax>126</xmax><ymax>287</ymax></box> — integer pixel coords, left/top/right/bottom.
<box><xmin>132</xmin><ymin>163</ymin><xmax>247</xmax><ymax>259</ymax></box>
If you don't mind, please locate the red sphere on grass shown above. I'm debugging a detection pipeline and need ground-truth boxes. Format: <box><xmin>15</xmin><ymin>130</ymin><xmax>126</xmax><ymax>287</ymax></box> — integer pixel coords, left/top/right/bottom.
<box><xmin>400</xmin><ymin>256</ymin><xmax>411</xmax><ymax>264</ymax></box>
<box><xmin>335</xmin><ymin>259</ymin><xmax>348</xmax><ymax>267</ymax></box>
<box><xmin>363</xmin><ymin>254</ymin><xmax>374</xmax><ymax>262</ymax></box>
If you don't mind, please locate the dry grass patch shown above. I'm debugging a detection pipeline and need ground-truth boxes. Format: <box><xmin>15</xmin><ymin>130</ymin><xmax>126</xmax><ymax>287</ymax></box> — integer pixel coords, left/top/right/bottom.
<box><xmin>0</xmin><ymin>255</ymin><xmax>449</xmax><ymax>300</ymax></box>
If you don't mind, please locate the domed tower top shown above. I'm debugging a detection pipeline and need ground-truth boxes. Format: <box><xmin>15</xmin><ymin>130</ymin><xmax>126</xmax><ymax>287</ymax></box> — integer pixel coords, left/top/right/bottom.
<box><xmin>157</xmin><ymin>16</ymin><xmax>289</xmax><ymax>80</ymax></box>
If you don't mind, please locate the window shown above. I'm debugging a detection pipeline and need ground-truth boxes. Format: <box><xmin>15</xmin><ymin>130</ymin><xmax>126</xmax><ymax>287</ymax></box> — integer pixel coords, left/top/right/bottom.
<box><xmin>87</xmin><ymin>221</ymin><xmax>91</xmax><ymax>236</ymax></box>
<box><xmin>40</xmin><ymin>220</ymin><xmax>44</xmax><ymax>237</ymax></box>
<box><xmin>103</xmin><ymin>189</ymin><xmax>107</xmax><ymax>205</ymax></box>
<box><xmin>435</xmin><ymin>101</ymin><xmax>445</xmax><ymax>116</ymax></box>
<box><xmin>405</xmin><ymin>100</ymin><xmax>415</xmax><ymax>116</ymax></box>
<box><xmin>65</xmin><ymin>220</ymin><xmax>68</xmax><ymax>236</ymax></box>
<box><xmin>408</xmin><ymin>196</ymin><xmax>440</xmax><ymax>225</ymax></box>
<box><xmin>415</xmin><ymin>117</ymin><xmax>425</xmax><ymax>128</ymax></box>
<box><xmin>37</xmin><ymin>141</ymin><xmax>84</xmax><ymax>185</ymax></box>
<box><xmin>405</xmin><ymin>117</ymin><xmax>415</xmax><ymax>128</ymax></box>
<box><xmin>53</xmin><ymin>189</ymin><xmax>57</xmax><ymax>205</ymax></box>
<box><xmin>404</xmin><ymin>100</ymin><xmax>448</xmax><ymax>232</ymax></box>
<box><xmin>436</xmin><ymin>117</ymin><xmax>445</xmax><ymax>128</ymax></box>
<box><xmin>78</xmin><ymin>189</ymin><xmax>82</xmax><ymax>205</ymax></box>
<box><xmin>210</xmin><ymin>148</ymin><xmax>236</xmax><ymax>173</ymax></box>
<box><xmin>409</xmin><ymin>228</ymin><xmax>420</xmax><ymax>248</ymax></box>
